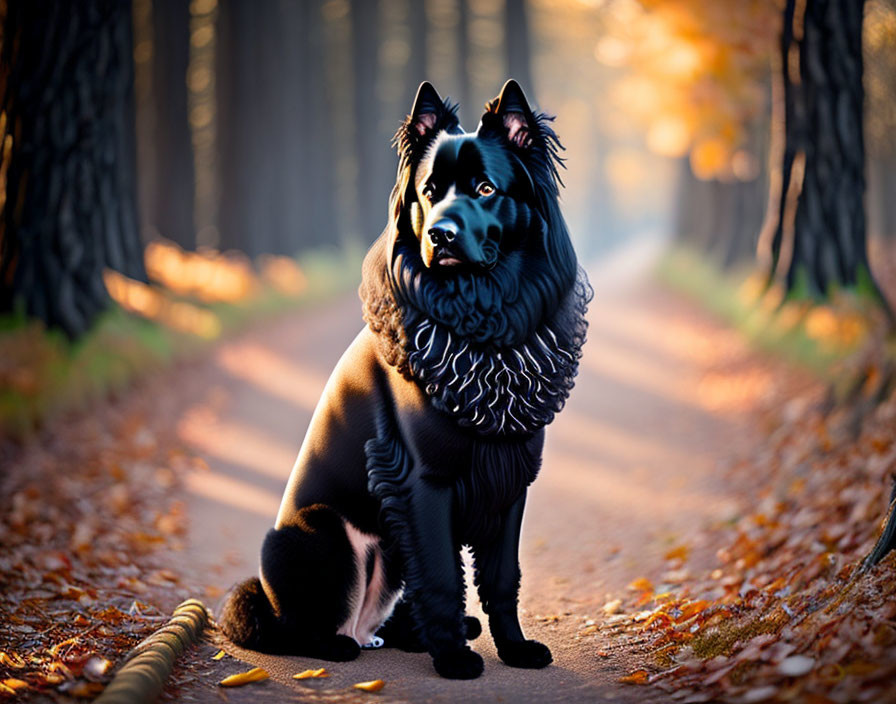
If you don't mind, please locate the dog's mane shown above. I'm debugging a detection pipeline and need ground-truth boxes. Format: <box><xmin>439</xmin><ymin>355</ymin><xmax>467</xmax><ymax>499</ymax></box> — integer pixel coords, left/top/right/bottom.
<box><xmin>360</xmin><ymin>94</ymin><xmax>592</xmax><ymax>437</ymax></box>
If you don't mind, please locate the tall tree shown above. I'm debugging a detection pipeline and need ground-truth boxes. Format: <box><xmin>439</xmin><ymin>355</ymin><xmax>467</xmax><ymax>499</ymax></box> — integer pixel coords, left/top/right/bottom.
<box><xmin>505</xmin><ymin>0</ymin><xmax>534</xmax><ymax>100</ymax></box>
<box><xmin>765</xmin><ymin>0</ymin><xmax>886</xmax><ymax>305</ymax></box>
<box><xmin>148</xmin><ymin>0</ymin><xmax>196</xmax><ymax>250</ymax></box>
<box><xmin>349</xmin><ymin>0</ymin><xmax>388</xmax><ymax>241</ymax></box>
<box><xmin>408</xmin><ymin>0</ymin><xmax>429</xmax><ymax>90</ymax></box>
<box><xmin>0</xmin><ymin>0</ymin><xmax>146</xmax><ymax>339</ymax></box>
<box><xmin>456</xmin><ymin>0</ymin><xmax>472</xmax><ymax>122</ymax></box>
<box><xmin>216</xmin><ymin>0</ymin><xmax>340</xmax><ymax>257</ymax></box>
<box><xmin>216</xmin><ymin>0</ymin><xmax>279</xmax><ymax>257</ymax></box>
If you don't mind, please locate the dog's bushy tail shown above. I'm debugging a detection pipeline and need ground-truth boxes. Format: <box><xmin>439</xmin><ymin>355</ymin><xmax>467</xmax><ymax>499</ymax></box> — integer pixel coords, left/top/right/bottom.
<box><xmin>219</xmin><ymin>577</ymin><xmax>284</xmax><ymax>652</ymax></box>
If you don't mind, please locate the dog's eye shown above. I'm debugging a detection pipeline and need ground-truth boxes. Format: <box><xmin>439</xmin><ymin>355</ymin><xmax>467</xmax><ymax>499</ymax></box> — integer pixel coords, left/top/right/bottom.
<box><xmin>476</xmin><ymin>181</ymin><xmax>496</xmax><ymax>198</ymax></box>
<box><xmin>421</xmin><ymin>184</ymin><xmax>435</xmax><ymax>200</ymax></box>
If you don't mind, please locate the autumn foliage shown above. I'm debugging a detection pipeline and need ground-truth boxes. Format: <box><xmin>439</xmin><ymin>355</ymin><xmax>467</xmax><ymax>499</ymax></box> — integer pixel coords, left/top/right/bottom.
<box><xmin>593</xmin><ymin>365</ymin><xmax>896</xmax><ymax>702</ymax></box>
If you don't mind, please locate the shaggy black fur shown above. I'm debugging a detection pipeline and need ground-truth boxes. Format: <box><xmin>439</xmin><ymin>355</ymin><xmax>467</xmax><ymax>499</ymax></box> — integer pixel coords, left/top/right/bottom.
<box><xmin>219</xmin><ymin>79</ymin><xmax>591</xmax><ymax>680</ymax></box>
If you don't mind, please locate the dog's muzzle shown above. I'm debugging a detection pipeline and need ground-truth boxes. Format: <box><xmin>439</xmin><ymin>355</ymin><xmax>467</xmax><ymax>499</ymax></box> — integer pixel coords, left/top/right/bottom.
<box><xmin>422</xmin><ymin>213</ymin><xmax>500</xmax><ymax>270</ymax></box>
<box><xmin>427</xmin><ymin>220</ymin><xmax>464</xmax><ymax>267</ymax></box>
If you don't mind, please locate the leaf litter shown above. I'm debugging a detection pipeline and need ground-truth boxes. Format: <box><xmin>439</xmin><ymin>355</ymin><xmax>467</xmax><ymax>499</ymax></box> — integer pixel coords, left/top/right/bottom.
<box><xmin>589</xmin><ymin>358</ymin><xmax>896</xmax><ymax>702</ymax></box>
<box><xmin>0</xmin><ymin>407</ymin><xmax>202</xmax><ymax>700</ymax></box>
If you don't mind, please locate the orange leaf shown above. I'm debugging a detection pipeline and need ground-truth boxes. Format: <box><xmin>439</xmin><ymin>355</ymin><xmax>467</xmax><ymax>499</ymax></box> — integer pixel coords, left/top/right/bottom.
<box><xmin>293</xmin><ymin>668</ymin><xmax>329</xmax><ymax>679</ymax></box>
<box><xmin>48</xmin><ymin>637</ymin><xmax>79</xmax><ymax>658</ymax></box>
<box><xmin>353</xmin><ymin>679</ymin><xmax>386</xmax><ymax>692</ymax></box>
<box><xmin>627</xmin><ymin>577</ymin><xmax>654</xmax><ymax>592</ymax></box>
<box><xmin>0</xmin><ymin>653</ymin><xmax>25</xmax><ymax>670</ymax></box>
<box><xmin>48</xmin><ymin>661</ymin><xmax>74</xmax><ymax>679</ymax></box>
<box><xmin>664</xmin><ymin>545</ymin><xmax>690</xmax><ymax>561</ymax></box>
<box><xmin>618</xmin><ymin>669</ymin><xmax>649</xmax><ymax>684</ymax></box>
<box><xmin>1</xmin><ymin>679</ymin><xmax>28</xmax><ymax>692</ymax></box>
<box><xmin>676</xmin><ymin>600</ymin><xmax>711</xmax><ymax>622</ymax></box>
<box><xmin>68</xmin><ymin>682</ymin><xmax>105</xmax><ymax>698</ymax></box>
<box><xmin>219</xmin><ymin>667</ymin><xmax>269</xmax><ymax>687</ymax></box>
<box><xmin>642</xmin><ymin>612</ymin><xmax>672</xmax><ymax>629</ymax></box>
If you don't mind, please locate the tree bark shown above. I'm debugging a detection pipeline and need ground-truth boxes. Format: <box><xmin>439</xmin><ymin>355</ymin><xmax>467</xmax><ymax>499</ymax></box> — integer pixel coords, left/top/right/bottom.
<box><xmin>766</xmin><ymin>0</ymin><xmax>886</xmax><ymax>308</ymax></box>
<box><xmin>0</xmin><ymin>0</ymin><xmax>146</xmax><ymax>339</ymax></box>
<box><xmin>147</xmin><ymin>0</ymin><xmax>195</xmax><ymax>249</ymax></box>
<box><xmin>408</xmin><ymin>0</ymin><xmax>429</xmax><ymax>90</ymax></box>
<box><xmin>788</xmin><ymin>0</ymin><xmax>868</xmax><ymax>295</ymax></box>
<box><xmin>216</xmin><ymin>0</ymin><xmax>278</xmax><ymax>257</ymax></box>
<box><xmin>505</xmin><ymin>0</ymin><xmax>534</xmax><ymax>100</ymax></box>
<box><xmin>349</xmin><ymin>0</ymin><xmax>387</xmax><ymax>243</ymax></box>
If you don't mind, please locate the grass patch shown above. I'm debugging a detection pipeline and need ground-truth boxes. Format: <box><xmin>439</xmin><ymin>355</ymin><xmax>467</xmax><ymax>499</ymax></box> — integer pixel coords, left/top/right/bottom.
<box><xmin>656</xmin><ymin>248</ymin><xmax>877</xmax><ymax>378</ymax></box>
<box><xmin>0</xmin><ymin>246</ymin><xmax>362</xmax><ymax>439</ymax></box>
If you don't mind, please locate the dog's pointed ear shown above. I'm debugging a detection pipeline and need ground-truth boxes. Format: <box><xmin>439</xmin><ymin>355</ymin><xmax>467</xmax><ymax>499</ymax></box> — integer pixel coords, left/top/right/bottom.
<box><xmin>410</xmin><ymin>82</ymin><xmax>447</xmax><ymax>138</ymax></box>
<box><xmin>395</xmin><ymin>82</ymin><xmax>458</xmax><ymax>159</ymax></box>
<box><xmin>481</xmin><ymin>79</ymin><xmax>537</xmax><ymax>150</ymax></box>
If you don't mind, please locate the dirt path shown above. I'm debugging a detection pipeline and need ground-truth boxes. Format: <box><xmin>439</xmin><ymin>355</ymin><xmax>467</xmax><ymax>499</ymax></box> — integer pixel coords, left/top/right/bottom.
<box><xmin>164</xmin><ymin>248</ymin><xmax>767</xmax><ymax>702</ymax></box>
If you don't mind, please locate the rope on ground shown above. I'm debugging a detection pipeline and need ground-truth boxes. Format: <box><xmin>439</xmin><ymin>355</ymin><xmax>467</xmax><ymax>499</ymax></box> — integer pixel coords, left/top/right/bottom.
<box><xmin>95</xmin><ymin>598</ymin><xmax>210</xmax><ymax>704</ymax></box>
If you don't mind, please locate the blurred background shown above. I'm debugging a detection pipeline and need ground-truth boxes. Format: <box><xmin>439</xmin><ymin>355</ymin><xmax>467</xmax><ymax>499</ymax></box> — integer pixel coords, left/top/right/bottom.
<box><xmin>1</xmin><ymin>0</ymin><xmax>896</xmax><ymax>432</ymax></box>
<box><xmin>5</xmin><ymin>7</ymin><xmax>896</xmax><ymax>699</ymax></box>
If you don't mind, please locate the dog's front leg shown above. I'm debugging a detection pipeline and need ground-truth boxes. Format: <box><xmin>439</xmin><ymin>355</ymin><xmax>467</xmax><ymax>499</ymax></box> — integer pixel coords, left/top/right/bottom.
<box><xmin>472</xmin><ymin>490</ymin><xmax>552</xmax><ymax>669</ymax></box>
<box><xmin>403</xmin><ymin>476</ymin><xmax>484</xmax><ymax>679</ymax></box>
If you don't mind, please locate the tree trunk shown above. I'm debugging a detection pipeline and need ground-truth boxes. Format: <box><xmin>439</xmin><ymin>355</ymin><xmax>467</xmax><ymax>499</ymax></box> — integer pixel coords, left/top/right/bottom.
<box><xmin>148</xmin><ymin>0</ymin><xmax>195</xmax><ymax>249</ymax></box>
<box><xmin>456</xmin><ymin>0</ymin><xmax>472</xmax><ymax>121</ymax></box>
<box><xmin>505</xmin><ymin>0</ymin><xmax>534</xmax><ymax>100</ymax></box>
<box><xmin>765</xmin><ymin>0</ymin><xmax>885</xmax><ymax>308</ymax></box>
<box><xmin>788</xmin><ymin>0</ymin><xmax>868</xmax><ymax>294</ymax></box>
<box><xmin>216</xmin><ymin>0</ymin><xmax>277</xmax><ymax>257</ymax></box>
<box><xmin>0</xmin><ymin>0</ymin><xmax>146</xmax><ymax>340</ymax></box>
<box><xmin>408</xmin><ymin>0</ymin><xmax>429</xmax><ymax>90</ymax></box>
<box><xmin>349</xmin><ymin>0</ymin><xmax>386</xmax><ymax>243</ymax></box>
<box><xmin>304</xmin><ymin>0</ymin><xmax>338</xmax><ymax>252</ymax></box>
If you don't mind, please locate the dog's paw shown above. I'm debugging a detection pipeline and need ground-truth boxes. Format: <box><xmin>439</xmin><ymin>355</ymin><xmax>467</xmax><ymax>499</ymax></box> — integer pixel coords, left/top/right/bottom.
<box><xmin>432</xmin><ymin>647</ymin><xmax>484</xmax><ymax>679</ymax></box>
<box><xmin>314</xmin><ymin>634</ymin><xmax>361</xmax><ymax>662</ymax></box>
<box><xmin>497</xmin><ymin>639</ymin><xmax>552</xmax><ymax>669</ymax></box>
<box><xmin>463</xmin><ymin>616</ymin><xmax>482</xmax><ymax>640</ymax></box>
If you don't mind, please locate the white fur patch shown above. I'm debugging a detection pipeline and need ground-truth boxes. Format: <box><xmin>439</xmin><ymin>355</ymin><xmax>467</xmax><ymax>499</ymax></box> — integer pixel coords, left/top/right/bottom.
<box><xmin>337</xmin><ymin>521</ymin><xmax>400</xmax><ymax>646</ymax></box>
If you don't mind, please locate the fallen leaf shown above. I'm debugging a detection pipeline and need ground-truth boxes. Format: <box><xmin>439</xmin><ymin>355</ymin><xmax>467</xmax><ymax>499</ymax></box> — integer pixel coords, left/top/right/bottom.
<box><xmin>293</xmin><ymin>668</ymin><xmax>329</xmax><ymax>679</ymax></box>
<box><xmin>664</xmin><ymin>545</ymin><xmax>690</xmax><ymax>561</ymax></box>
<box><xmin>83</xmin><ymin>655</ymin><xmax>112</xmax><ymax>681</ymax></box>
<box><xmin>618</xmin><ymin>669</ymin><xmax>649</xmax><ymax>684</ymax></box>
<box><xmin>676</xmin><ymin>600</ymin><xmax>711</xmax><ymax>623</ymax></box>
<box><xmin>219</xmin><ymin>667</ymin><xmax>270</xmax><ymax>687</ymax></box>
<box><xmin>776</xmin><ymin>654</ymin><xmax>815</xmax><ymax>677</ymax></box>
<box><xmin>48</xmin><ymin>637</ymin><xmax>79</xmax><ymax>658</ymax></box>
<box><xmin>353</xmin><ymin>679</ymin><xmax>385</xmax><ymax>692</ymax></box>
<box><xmin>602</xmin><ymin>599</ymin><xmax>622</xmax><ymax>615</ymax></box>
<box><xmin>65</xmin><ymin>681</ymin><xmax>105</xmax><ymax>698</ymax></box>
<box><xmin>0</xmin><ymin>679</ymin><xmax>28</xmax><ymax>692</ymax></box>
<box><xmin>0</xmin><ymin>652</ymin><xmax>25</xmax><ymax>669</ymax></box>
<box><xmin>0</xmin><ymin>683</ymin><xmax>16</xmax><ymax>696</ymax></box>
<box><xmin>628</xmin><ymin>577</ymin><xmax>654</xmax><ymax>593</ymax></box>
<box><xmin>211</xmin><ymin>650</ymin><xmax>226</xmax><ymax>661</ymax></box>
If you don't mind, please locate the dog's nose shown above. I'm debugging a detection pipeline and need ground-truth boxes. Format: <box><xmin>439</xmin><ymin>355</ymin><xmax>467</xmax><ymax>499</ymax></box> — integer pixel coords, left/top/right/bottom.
<box><xmin>427</xmin><ymin>220</ymin><xmax>457</xmax><ymax>246</ymax></box>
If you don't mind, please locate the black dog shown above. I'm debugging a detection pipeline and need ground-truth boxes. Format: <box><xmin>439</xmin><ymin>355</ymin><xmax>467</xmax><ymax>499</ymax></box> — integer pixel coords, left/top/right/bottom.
<box><xmin>219</xmin><ymin>80</ymin><xmax>591</xmax><ymax>680</ymax></box>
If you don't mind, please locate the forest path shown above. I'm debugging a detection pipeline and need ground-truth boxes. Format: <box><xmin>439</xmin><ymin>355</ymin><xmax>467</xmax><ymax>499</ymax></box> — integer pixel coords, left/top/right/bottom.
<box><xmin>167</xmin><ymin>245</ymin><xmax>764</xmax><ymax>703</ymax></box>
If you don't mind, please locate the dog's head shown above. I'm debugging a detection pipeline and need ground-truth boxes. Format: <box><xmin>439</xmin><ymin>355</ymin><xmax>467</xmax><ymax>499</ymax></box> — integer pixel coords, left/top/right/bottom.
<box><xmin>364</xmin><ymin>80</ymin><xmax>578</xmax><ymax>348</ymax></box>
<box><xmin>390</xmin><ymin>81</ymin><xmax>571</xmax><ymax>275</ymax></box>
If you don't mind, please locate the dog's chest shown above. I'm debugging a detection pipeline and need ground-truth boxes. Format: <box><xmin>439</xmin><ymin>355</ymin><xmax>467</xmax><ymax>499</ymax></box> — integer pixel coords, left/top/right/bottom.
<box><xmin>454</xmin><ymin>439</ymin><xmax>540</xmax><ymax>544</ymax></box>
<box><xmin>407</xmin><ymin>318</ymin><xmax>580</xmax><ymax>437</ymax></box>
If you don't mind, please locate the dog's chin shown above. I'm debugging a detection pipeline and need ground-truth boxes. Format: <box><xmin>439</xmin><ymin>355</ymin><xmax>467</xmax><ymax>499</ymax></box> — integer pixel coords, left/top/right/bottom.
<box><xmin>422</xmin><ymin>249</ymin><xmax>497</xmax><ymax>273</ymax></box>
<box><xmin>421</xmin><ymin>248</ymin><xmax>465</xmax><ymax>270</ymax></box>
